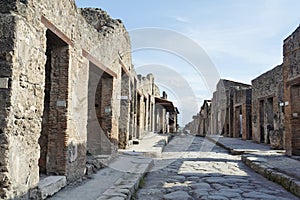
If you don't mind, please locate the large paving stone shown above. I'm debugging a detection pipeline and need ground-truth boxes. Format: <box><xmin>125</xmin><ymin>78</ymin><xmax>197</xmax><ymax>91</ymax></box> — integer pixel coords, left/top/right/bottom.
<box><xmin>192</xmin><ymin>188</ymin><xmax>209</xmax><ymax>197</ymax></box>
<box><xmin>243</xmin><ymin>191</ymin><xmax>277</xmax><ymax>199</ymax></box>
<box><xmin>191</xmin><ymin>182</ymin><xmax>211</xmax><ymax>189</ymax></box>
<box><xmin>163</xmin><ymin>191</ymin><xmax>193</xmax><ymax>200</ymax></box>
<box><xmin>207</xmin><ymin>195</ymin><xmax>228</xmax><ymax>200</ymax></box>
<box><xmin>172</xmin><ymin>175</ymin><xmax>186</xmax><ymax>182</ymax></box>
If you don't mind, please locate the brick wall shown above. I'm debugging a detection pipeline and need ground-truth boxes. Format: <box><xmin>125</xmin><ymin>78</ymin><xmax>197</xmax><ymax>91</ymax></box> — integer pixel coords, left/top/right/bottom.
<box><xmin>41</xmin><ymin>30</ymin><xmax>70</xmax><ymax>177</ymax></box>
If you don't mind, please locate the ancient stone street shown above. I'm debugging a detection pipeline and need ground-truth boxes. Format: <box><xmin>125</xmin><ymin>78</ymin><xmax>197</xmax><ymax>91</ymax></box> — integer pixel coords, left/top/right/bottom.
<box><xmin>134</xmin><ymin>135</ymin><xmax>298</xmax><ymax>200</ymax></box>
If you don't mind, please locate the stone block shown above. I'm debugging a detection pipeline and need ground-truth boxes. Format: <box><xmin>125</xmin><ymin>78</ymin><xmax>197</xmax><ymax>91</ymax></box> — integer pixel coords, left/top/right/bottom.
<box><xmin>38</xmin><ymin>176</ymin><xmax>66</xmax><ymax>199</ymax></box>
<box><xmin>290</xmin><ymin>180</ymin><xmax>300</xmax><ymax>197</ymax></box>
<box><xmin>85</xmin><ymin>164</ymin><xmax>94</xmax><ymax>175</ymax></box>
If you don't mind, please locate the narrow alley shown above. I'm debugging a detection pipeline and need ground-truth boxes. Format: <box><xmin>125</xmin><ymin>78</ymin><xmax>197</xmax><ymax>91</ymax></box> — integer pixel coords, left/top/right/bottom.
<box><xmin>134</xmin><ymin>135</ymin><xmax>298</xmax><ymax>200</ymax></box>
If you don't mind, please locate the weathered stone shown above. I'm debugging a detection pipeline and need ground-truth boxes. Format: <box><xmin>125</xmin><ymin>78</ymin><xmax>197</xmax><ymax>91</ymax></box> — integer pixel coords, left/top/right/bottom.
<box><xmin>243</xmin><ymin>191</ymin><xmax>275</xmax><ymax>199</ymax></box>
<box><xmin>252</xmin><ymin>65</ymin><xmax>284</xmax><ymax>148</ymax></box>
<box><xmin>207</xmin><ymin>195</ymin><xmax>228</xmax><ymax>200</ymax></box>
<box><xmin>171</xmin><ymin>175</ymin><xmax>186</xmax><ymax>182</ymax></box>
<box><xmin>0</xmin><ymin>1</ymin><xmax>175</xmax><ymax>198</ymax></box>
<box><xmin>191</xmin><ymin>182</ymin><xmax>211</xmax><ymax>189</ymax></box>
<box><xmin>283</xmin><ymin>25</ymin><xmax>300</xmax><ymax>156</ymax></box>
<box><xmin>192</xmin><ymin>189</ymin><xmax>209</xmax><ymax>197</ymax></box>
<box><xmin>85</xmin><ymin>164</ymin><xmax>94</xmax><ymax>175</ymax></box>
<box><xmin>290</xmin><ymin>180</ymin><xmax>300</xmax><ymax>197</ymax></box>
<box><xmin>163</xmin><ymin>191</ymin><xmax>193</xmax><ymax>200</ymax></box>
<box><xmin>38</xmin><ymin>176</ymin><xmax>66</xmax><ymax>199</ymax></box>
<box><xmin>185</xmin><ymin>79</ymin><xmax>251</xmax><ymax>138</ymax></box>
<box><xmin>198</xmin><ymin>100</ymin><xmax>211</xmax><ymax>136</ymax></box>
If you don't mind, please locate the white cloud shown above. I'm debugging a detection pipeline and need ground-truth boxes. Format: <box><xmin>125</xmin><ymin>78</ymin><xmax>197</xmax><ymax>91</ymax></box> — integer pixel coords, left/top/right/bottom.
<box><xmin>173</xmin><ymin>16</ymin><xmax>190</xmax><ymax>23</ymax></box>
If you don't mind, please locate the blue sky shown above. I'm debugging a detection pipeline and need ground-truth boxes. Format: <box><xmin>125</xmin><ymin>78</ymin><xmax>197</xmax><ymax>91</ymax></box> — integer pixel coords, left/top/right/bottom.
<box><xmin>75</xmin><ymin>0</ymin><xmax>300</xmax><ymax>125</ymax></box>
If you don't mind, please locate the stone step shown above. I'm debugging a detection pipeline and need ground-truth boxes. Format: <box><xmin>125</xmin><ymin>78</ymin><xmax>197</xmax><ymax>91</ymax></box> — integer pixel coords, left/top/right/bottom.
<box><xmin>38</xmin><ymin>176</ymin><xmax>67</xmax><ymax>199</ymax></box>
<box><xmin>120</xmin><ymin>133</ymin><xmax>173</xmax><ymax>158</ymax></box>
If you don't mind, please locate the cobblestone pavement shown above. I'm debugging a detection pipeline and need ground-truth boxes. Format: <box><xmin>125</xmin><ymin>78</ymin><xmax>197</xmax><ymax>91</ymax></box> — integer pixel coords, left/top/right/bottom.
<box><xmin>134</xmin><ymin>135</ymin><xmax>299</xmax><ymax>200</ymax></box>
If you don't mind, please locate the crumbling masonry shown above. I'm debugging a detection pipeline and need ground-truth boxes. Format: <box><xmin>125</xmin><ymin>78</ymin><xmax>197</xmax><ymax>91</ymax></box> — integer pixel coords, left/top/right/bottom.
<box><xmin>0</xmin><ymin>1</ymin><xmax>179</xmax><ymax>199</ymax></box>
<box><xmin>283</xmin><ymin>26</ymin><xmax>300</xmax><ymax>156</ymax></box>
<box><xmin>252</xmin><ymin>65</ymin><xmax>284</xmax><ymax>149</ymax></box>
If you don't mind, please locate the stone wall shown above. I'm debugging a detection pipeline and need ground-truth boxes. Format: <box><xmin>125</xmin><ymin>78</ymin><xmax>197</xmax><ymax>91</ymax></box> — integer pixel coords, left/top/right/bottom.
<box><xmin>199</xmin><ymin>100</ymin><xmax>211</xmax><ymax>136</ymax></box>
<box><xmin>283</xmin><ymin>25</ymin><xmax>300</xmax><ymax>155</ymax></box>
<box><xmin>119</xmin><ymin>69</ymin><xmax>130</xmax><ymax>149</ymax></box>
<box><xmin>136</xmin><ymin>74</ymin><xmax>158</xmax><ymax>137</ymax></box>
<box><xmin>154</xmin><ymin>91</ymin><xmax>178</xmax><ymax>134</ymax></box>
<box><xmin>184</xmin><ymin>113</ymin><xmax>201</xmax><ymax>135</ymax></box>
<box><xmin>210</xmin><ymin>79</ymin><xmax>251</xmax><ymax>136</ymax></box>
<box><xmin>0</xmin><ymin>0</ymin><xmax>132</xmax><ymax>198</ymax></box>
<box><xmin>183</xmin><ymin>25</ymin><xmax>300</xmax><ymax>155</ymax></box>
<box><xmin>251</xmin><ymin>65</ymin><xmax>284</xmax><ymax>149</ymax></box>
<box><xmin>232</xmin><ymin>87</ymin><xmax>252</xmax><ymax>140</ymax></box>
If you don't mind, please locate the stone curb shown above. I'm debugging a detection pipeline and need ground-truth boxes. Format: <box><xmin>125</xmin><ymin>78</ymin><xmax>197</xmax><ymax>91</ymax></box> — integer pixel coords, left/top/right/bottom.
<box><xmin>97</xmin><ymin>134</ymin><xmax>173</xmax><ymax>199</ymax></box>
<box><xmin>205</xmin><ymin>135</ymin><xmax>231</xmax><ymax>151</ymax></box>
<box><xmin>96</xmin><ymin>159</ymin><xmax>154</xmax><ymax>200</ymax></box>
<box><xmin>205</xmin><ymin>135</ymin><xmax>263</xmax><ymax>155</ymax></box>
<box><xmin>206</xmin><ymin>135</ymin><xmax>300</xmax><ymax>197</ymax></box>
<box><xmin>242</xmin><ymin>155</ymin><xmax>300</xmax><ymax>198</ymax></box>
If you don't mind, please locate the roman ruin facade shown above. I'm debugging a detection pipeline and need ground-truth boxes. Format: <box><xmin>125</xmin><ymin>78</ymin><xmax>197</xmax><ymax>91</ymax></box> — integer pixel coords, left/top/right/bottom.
<box><xmin>283</xmin><ymin>26</ymin><xmax>300</xmax><ymax>156</ymax></box>
<box><xmin>0</xmin><ymin>1</ymin><xmax>179</xmax><ymax>199</ymax></box>
<box><xmin>210</xmin><ymin>79</ymin><xmax>251</xmax><ymax>136</ymax></box>
<box><xmin>0</xmin><ymin>1</ymin><xmax>130</xmax><ymax>198</ymax></box>
<box><xmin>232</xmin><ymin>86</ymin><xmax>252</xmax><ymax>140</ymax></box>
<box><xmin>154</xmin><ymin>91</ymin><xmax>179</xmax><ymax>133</ymax></box>
<box><xmin>184</xmin><ymin>114</ymin><xmax>201</xmax><ymax>135</ymax></box>
<box><xmin>198</xmin><ymin>100</ymin><xmax>211</xmax><ymax>136</ymax></box>
<box><xmin>185</xmin><ymin>25</ymin><xmax>300</xmax><ymax>156</ymax></box>
<box><xmin>135</xmin><ymin>74</ymin><xmax>159</xmax><ymax>138</ymax></box>
<box><xmin>252</xmin><ymin>65</ymin><xmax>284</xmax><ymax>149</ymax></box>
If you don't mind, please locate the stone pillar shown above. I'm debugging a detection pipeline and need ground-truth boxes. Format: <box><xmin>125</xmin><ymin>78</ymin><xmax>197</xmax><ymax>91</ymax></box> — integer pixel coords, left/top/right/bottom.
<box><xmin>118</xmin><ymin>69</ymin><xmax>130</xmax><ymax>149</ymax></box>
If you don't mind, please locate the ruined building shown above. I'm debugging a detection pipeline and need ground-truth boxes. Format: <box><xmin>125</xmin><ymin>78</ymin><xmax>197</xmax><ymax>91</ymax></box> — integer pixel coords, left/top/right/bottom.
<box><xmin>184</xmin><ymin>79</ymin><xmax>251</xmax><ymax>138</ymax></box>
<box><xmin>198</xmin><ymin>100</ymin><xmax>211</xmax><ymax>136</ymax></box>
<box><xmin>185</xmin><ymin>25</ymin><xmax>300</xmax><ymax>157</ymax></box>
<box><xmin>252</xmin><ymin>65</ymin><xmax>284</xmax><ymax>149</ymax></box>
<box><xmin>135</xmin><ymin>74</ymin><xmax>159</xmax><ymax>139</ymax></box>
<box><xmin>231</xmin><ymin>85</ymin><xmax>252</xmax><ymax>140</ymax></box>
<box><xmin>210</xmin><ymin>79</ymin><xmax>252</xmax><ymax>137</ymax></box>
<box><xmin>155</xmin><ymin>91</ymin><xmax>179</xmax><ymax>133</ymax></box>
<box><xmin>184</xmin><ymin>114</ymin><xmax>201</xmax><ymax>134</ymax></box>
<box><xmin>0</xmin><ymin>1</ymin><xmax>179</xmax><ymax>199</ymax></box>
<box><xmin>283</xmin><ymin>26</ymin><xmax>300</xmax><ymax>156</ymax></box>
<box><xmin>0</xmin><ymin>0</ymin><xmax>131</xmax><ymax>198</ymax></box>
<box><xmin>183</xmin><ymin>100</ymin><xmax>211</xmax><ymax>136</ymax></box>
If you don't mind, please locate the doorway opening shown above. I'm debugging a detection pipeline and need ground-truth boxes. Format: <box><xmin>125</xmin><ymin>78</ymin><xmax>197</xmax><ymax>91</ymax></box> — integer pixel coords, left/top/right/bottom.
<box><xmin>39</xmin><ymin>29</ymin><xmax>69</xmax><ymax>176</ymax></box>
<box><xmin>291</xmin><ymin>85</ymin><xmax>300</xmax><ymax>155</ymax></box>
<box><xmin>87</xmin><ymin>62</ymin><xmax>113</xmax><ymax>155</ymax></box>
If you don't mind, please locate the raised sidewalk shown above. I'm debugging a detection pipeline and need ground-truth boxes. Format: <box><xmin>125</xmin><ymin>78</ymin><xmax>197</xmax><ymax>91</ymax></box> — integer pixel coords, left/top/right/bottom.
<box><xmin>206</xmin><ymin>135</ymin><xmax>300</xmax><ymax>198</ymax></box>
<box><xmin>48</xmin><ymin>133</ymin><xmax>171</xmax><ymax>200</ymax></box>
